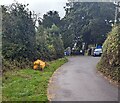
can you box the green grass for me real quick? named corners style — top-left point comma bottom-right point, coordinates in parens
top-left (2, 57), bottom-right (68, 101)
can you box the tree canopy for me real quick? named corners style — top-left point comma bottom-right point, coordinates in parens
top-left (42, 11), bottom-right (61, 28)
top-left (2, 3), bottom-right (36, 61)
top-left (61, 2), bottom-right (115, 49)
top-left (2, 3), bottom-right (64, 71)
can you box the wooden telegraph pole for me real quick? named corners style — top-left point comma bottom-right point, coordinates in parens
top-left (114, 1), bottom-right (120, 24)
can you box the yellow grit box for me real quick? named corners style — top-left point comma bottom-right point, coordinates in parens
top-left (33, 59), bottom-right (46, 70)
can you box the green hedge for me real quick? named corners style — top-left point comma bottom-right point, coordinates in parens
top-left (97, 25), bottom-right (120, 83)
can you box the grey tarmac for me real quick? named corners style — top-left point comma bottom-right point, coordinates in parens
top-left (47, 56), bottom-right (118, 101)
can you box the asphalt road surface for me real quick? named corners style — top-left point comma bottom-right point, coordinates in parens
top-left (48, 56), bottom-right (118, 101)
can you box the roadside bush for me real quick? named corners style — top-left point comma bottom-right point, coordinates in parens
top-left (2, 3), bottom-right (64, 72)
top-left (36, 24), bottom-right (64, 61)
top-left (2, 58), bottom-right (33, 72)
top-left (2, 3), bottom-right (36, 72)
top-left (97, 25), bottom-right (120, 83)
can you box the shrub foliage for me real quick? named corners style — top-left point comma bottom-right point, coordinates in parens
top-left (2, 3), bottom-right (64, 71)
top-left (97, 25), bottom-right (120, 83)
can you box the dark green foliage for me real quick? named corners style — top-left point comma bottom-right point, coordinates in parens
top-left (2, 58), bottom-right (33, 72)
top-left (36, 24), bottom-right (64, 61)
top-left (2, 3), bottom-right (64, 71)
top-left (36, 11), bottom-right (64, 61)
top-left (2, 3), bottom-right (36, 61)
top-left (42, 11), bottom-right (61, 28)
top-left (97, 25), bottom-right (120, 83)
top-left (61, 2), bottom-right (115, 48)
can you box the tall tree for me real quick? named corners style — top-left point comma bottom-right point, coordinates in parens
top-left (61, 2), bottom-right (115, 49)
top-left (42, 11), bottom-right (61, 28)
top-left (2, 3), bottom-right (36, 61)
top-left (36, 24), bottom-right (64, 60)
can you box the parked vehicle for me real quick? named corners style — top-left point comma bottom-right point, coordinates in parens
top-left (93, 48), bottom-right (102, 56)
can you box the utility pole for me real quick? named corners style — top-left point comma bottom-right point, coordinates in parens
top-left (114, 1), bottom-right (120, 24)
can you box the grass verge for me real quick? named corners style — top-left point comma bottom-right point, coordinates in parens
top-left (2, 57), bottom-right (68, 101)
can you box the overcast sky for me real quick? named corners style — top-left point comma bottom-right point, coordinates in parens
top-left (1, 0), bottom-right (68, 18)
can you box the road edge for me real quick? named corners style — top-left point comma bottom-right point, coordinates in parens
top-left (47, 58), bottom-right (68, 101)
top-left (97, 70), bottom-right (119, 87)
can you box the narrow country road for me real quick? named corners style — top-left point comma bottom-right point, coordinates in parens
top-left (48, 56), bottom-right (118, 101)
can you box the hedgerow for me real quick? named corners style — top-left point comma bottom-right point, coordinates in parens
top-left (97, 25), bottom-right (120, 83)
